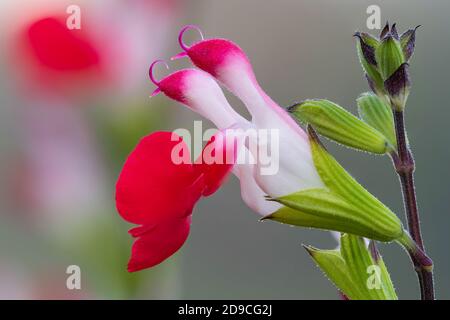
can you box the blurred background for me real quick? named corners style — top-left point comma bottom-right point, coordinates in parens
top-left (0, 0), bottom-right (448, 299)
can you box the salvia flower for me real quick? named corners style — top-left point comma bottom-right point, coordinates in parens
top-left (153, 26), bottom-right (325, 216)
top-left (116, 25), bottom-right (406, 271)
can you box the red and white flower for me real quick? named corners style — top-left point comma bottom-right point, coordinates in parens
top-left (116, 26), bottom-right (325, 271)
top-left (166, 25), bottom-right (324, 211)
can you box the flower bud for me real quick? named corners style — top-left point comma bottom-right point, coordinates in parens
top-left (289, 99), bottom-right (391, 154)
top-left (384, 63), bottom-right (411, 111)
top-left (355, 22), bottom-right (417, 108)
top-left (304, 234), bottom-right (398, 300)
top-left (357, 92), bottom-right (396, 148)
top-left (354, 32), bottom-right (385, 96)
top-left (375, 34), bottom-right (405, 81)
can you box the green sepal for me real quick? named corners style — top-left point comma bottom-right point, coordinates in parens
top-left (266, 189), bottom-right (397, 241)
top-left (289, 99), bottom-right (390, 154)
top-left (375, 35), bottom-right (405, 80)
top-left (357, 92), bottom-right (397, 148)
top-left (265, 127), bottom-right (404, 242)
top-left (307, 127), bottom-right (403, 240)
top-left (304, 246), bottom-right (362, 299)
top-left (305, 234), bottom-right (398, 300)
top-left (371, 242), bottom-right (398, 300)
top-left (400, 26), bottom-right (419, 61)
top-left (355, 33), bottom-right (385, 95)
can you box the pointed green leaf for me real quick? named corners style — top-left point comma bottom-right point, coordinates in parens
top-left (289, 99), bottom-right (390, 154)
top-left (357, 92), bottom-right (397, 148)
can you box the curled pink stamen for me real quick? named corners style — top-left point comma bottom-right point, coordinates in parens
top-left (149, 59), bottom-right (169, 86)
top-left (178, 25), bottom-right (204, 52)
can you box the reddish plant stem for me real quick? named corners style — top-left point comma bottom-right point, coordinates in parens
top-left (392, 110), bottom-right (434, 300)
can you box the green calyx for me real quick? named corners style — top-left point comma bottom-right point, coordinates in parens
top-left (376, 35), bottom-right (405, 80)
top-left (264, 126), bottom-right (403, 242)
top-left (289, 99), bottom-right (393, 154)
top-left (305, 234), bottom-right (398, 300)
top-left (354, 32), bottom-right (385, 96)
top-left (357, 93), bottom-right (397, 148)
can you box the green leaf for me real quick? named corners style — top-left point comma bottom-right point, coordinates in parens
top-left (375, 35), bottom-right (405, 80)
top-left (357, 92), bottom-right (397, 148)
top-left (289, 99), bottom-right (390, 154)
top-left (306, 234), bottom-right (398, 300)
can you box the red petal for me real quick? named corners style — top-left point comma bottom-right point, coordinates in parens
top-left (118, 131), bottom-right (237, 271)
top-left (127, 216), bottom-right (191, 272)
top-left (116, 131), bottom-right (204, 225)
top-left (197, 131), bottom-right (237, 196)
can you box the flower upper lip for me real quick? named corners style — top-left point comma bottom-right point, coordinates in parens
top-left (151, 25), bottom-right (324, 204)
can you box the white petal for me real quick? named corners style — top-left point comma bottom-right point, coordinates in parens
top-left (216, 58), bottom-right (325, 196)
top-left (184, 70), bottom-right (247, 129)
top-left (233, 148), bottom-right (281, 216)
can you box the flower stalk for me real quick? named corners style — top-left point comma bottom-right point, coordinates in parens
top-left (391, 110), bottom-right (435, 300)
top-left (397, 231), bottom-right (434, 300)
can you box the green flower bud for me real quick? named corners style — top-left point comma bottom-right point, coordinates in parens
top-left (375, 34), bottom-right (405, 80)
top-left (354, 23), bottom-right (418, 110)
top-left (304, 234), bottom-right (398, 300)
top-left (289, 99), bottom-right (391, 154)
top-left (263, 127), bottom-right (404, 242)
top-left (357, 92), bottom-right (397, 148)
top-left (354, 32), bottom-right (385, 96)
top-left (384, 63), bottom-right (411, 111)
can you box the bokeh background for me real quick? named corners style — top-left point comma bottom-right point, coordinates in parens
top-left (0, 0), bottom-right (448, 299)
